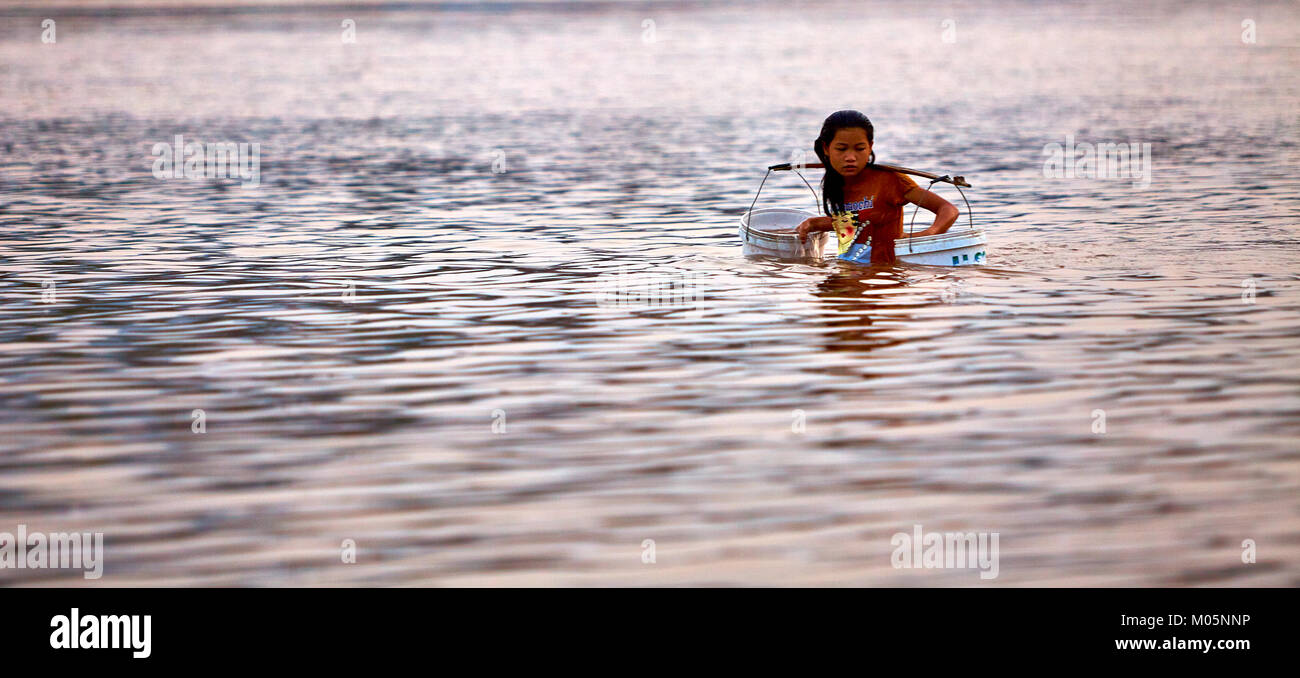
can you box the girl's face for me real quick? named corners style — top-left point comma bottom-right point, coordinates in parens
top-left (822, 128), bottom-right (872, 178)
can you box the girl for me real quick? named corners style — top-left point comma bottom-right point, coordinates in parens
top-left (796, 110), bottom-right (959, 265)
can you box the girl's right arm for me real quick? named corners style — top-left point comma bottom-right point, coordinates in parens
top-left (796, 216), bottom-right (833, 242)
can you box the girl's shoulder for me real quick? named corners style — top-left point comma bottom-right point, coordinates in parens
top-left (868, 166), bottom-right (916, 189)
top-left (892, 170), bottom-right (919, 193)
top-left (862, 167), bottom-right (919, 202)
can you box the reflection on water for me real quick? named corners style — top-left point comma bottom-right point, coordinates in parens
top-left (1, 0), bottom-right (1298, 586)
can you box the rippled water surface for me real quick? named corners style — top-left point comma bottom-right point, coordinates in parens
top-left (2, 0), bottom-right (1299, 586)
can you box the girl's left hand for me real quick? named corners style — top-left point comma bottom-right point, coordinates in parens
top-left (911, 225), bottom-right (950, 238)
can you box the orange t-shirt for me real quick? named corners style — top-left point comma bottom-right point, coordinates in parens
top-left (830, 169), bottom-right (919, 264)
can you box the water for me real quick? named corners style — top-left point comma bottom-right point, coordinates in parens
top-left (1, 0), bottom-right (1298, 586)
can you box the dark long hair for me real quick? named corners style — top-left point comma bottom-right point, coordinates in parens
top-left (814, 110), bottom-right (875, 217)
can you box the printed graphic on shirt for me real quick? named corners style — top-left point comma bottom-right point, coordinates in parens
top-left (840, 240), bottom-right (873, 263)
top-left (832, 193), bottom-right (876, 255)
top-left (844, 195), bottom-right (874, 211)
top-left (831, 211), bottom-right (861, 255)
